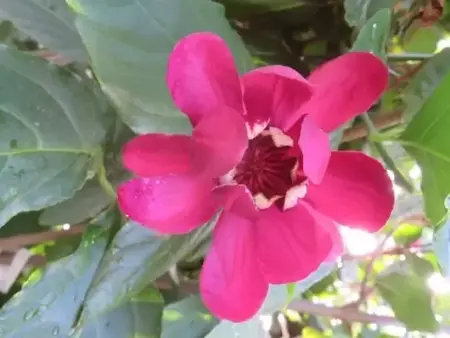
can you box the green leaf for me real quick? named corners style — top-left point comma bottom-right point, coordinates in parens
top-left (375, 261), bottom-right (438, 332)
top-left (344, 0), bottom-right (395, 27)
top-left (77, 286), bottom-right (164, 338)
top-left (399, 71), bottom-right (450, 224)
top-left (70, 0), bottom-right (253, 135)
top-left (162, 295), bottom-right (218, 338)
top-left (0, 212), bottom-right (115, 338)
top-left (80, 220), bottom-right (215, 322)
top-left (205, 263), bottom-right (335, 338)
top-left (351, 8), bottom-right (391, 60)
top-left (393, 223), bottom-right (423, 246)
top-left (403, 49), bottom-right (450, 122)
top-left (0, 1), bottom-right (87, 62)
top-left (0, 46), bottom-right (110, 228)
top-left (433, 217), bottom-right (450, 276)
top-left (403, 26), bottom-right (441, 54)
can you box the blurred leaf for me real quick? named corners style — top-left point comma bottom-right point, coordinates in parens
top-left (80, 220), bottom-right (215, 322)
top-left (0, 212), bottom-right (115, 338)
top-left (302, 326), bottom-right (325, 338)
top-left (405, 253), bottom-right (435, 276)
top-left (77, 286), bottom-right (164, 338)
top-left (403, 48), bottom-right (450, 122)
top-left (70, 0), bottom-right (253, 135)
top-left (351, 8), bottom-right (392, 60)
top-left (0, 46), bottom-right (111, 229)
top-left (403, 25), bottom-right (441, 53)
top-left (205, 263), bottom-right (335, 338)
top-left (344, 0), bottom-right (395, 27)
top-left (400, 71), bottom-right (450, 224)
top-left (433, 216), bottom-right (450, 276)
top-left (0, 1), bottom-right (86, 62)
top-left (162, 295), bottom-right (218, 338)
top-left (393, 223), bottom-right (423, 246)
top-left (375, 261), bottom-right (438, 332)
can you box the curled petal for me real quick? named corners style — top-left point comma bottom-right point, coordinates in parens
top-left (118, 176), bottom-right (217, 234)
top-left (305, 151), bottom-right (394, 232)
top-left (254, 203), bottom-right (333, 284)
top-left (122, 134), bottom-right (194, 176)
top-left (242, 65), bottom-right (313, 135)
top-left (299, 115), bottom-right (331, 184)
top-left (193, 106), bottom-right (248, 177)
top-left (287, 52), bottom-right (388, 132)
top-left (213, 184), bottom-right (258, 221)
top-left (200, 211), bottom-right (268, 322)
top-left (167, 32), bottom-right (244, 125)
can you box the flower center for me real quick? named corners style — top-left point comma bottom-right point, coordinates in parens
top-left (231, 127), bottom-right (307, 210)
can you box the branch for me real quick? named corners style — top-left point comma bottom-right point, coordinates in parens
top-left (288, 299), bottom-right (450, 333)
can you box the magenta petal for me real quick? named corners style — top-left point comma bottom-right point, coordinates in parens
top-left (254, 203), bottom-right (333, 284)
top-left (167, 32), bottom-right (244, 125)
top-left (200, 211), bottom-right (268, 322)
top-left (290, 52), bottom-right (388, 132)
top-left (193, 106), bottom-right (248, 177)
top-left (299, 115), bottom-right (331, 184)
top-left (305, 151), bottom-right (394, 232)
top-left (242, 65), bottom-right (313, 134)
top-left (122, 134), bottom-right (194, 176)
top-left (212, 184), bottom-right (258, 221)
top-left (117, 176), bottom-right (217, 234)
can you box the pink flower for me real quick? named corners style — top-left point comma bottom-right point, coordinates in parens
top-left (118, 32), bottom-right (394, 322)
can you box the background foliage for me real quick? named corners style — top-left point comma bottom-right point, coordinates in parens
top-left (0, 0), bottom-right (449, 337)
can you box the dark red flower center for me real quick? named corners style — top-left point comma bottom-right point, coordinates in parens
top-left (232, 127), bottom-right (307, 210)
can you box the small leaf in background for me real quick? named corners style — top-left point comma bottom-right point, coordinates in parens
top-left (400, 71), bottom-right (450, 225)
top-left (375, 260), bottom-right (439, 332)
top-left (433, 214), bottom-right (450, 276)
top-left (286, 283), bottom-right (296, 305)
top-left (80, 220), bottom-right (215, 322)
top-left (0, 212), bottom-right (115, 338)
top-left (69, 0), bottom-right (253, 135)
top-left (0, 46), bottom-right (111, 229)
top-left (205, 263), bottom-right (335, 338)
top-left (393, 223), bottom-right (423, 246)
top-left (162, 295), bottom-right (219, 338)
top-left (77, 286), bottom-right (164, 338)
top-left (403, 48), bottom-right (450, 122)
top-left (344, 0), bottom-right (395, 27)
top-left (351, 8), bottom-right (392, 60)
top-left (403, 24), bottom-right (441, 53)
top-left (0, 0), bottom-right (87, 62)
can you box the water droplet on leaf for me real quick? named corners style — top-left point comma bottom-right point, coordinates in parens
top-left (23, 308), bottom-right (39, 320)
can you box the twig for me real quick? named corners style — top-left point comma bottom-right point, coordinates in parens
top-left (0, 224), bottom-right (86, 251)
top-left (341, 111), bottom-right (403, 143)
top-left (288, 299), bottom-right (450, 333)
top-left (387, 53), bottom-right (434, 62)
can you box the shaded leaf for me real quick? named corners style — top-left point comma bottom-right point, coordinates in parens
top-left (0, 1), bottom-right (87, 62)
top-left (375, 261), bottom-right (438, 332)
top-left (0, 212), bottom-right (115, 338)
top-left (162, 295), bottom-right (218, 338)
top-left (80, 220), bottom-right (215, 322)
top-left (70, 0), bottom-right (253, 135)
top-left (0, 46), bottom-right (110, 229)
top-left (77, 286), bottom-right (164, 338)
top-left (0, 211), bottom-right (44, 239)
top-left (399, 71), bottom-right (450, 224)
top-left (351, 8), bottom-right (391, 60)
top-left (205, 263), bottom-right (335, 338)
top-left (403, 48), bottom-right (450, 122)
top-left (344, 0), bottom-right (395, 27)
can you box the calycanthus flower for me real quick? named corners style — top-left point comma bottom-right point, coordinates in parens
top-left (118, 32), bottom-right (394, 322)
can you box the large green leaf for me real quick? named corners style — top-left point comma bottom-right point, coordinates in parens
top-left (80, 220), bottom-right (215, 322)
top-left (0, 46), bottom-right (110, 228)
top-left (0, 1), bottom-right (87, 62)
top-left (162, 295), bottom-right (218, 338)
top-left (344, 0), bottom-right (395, 27)
top-left (351, 8), bottom-right (391, 60)
top-left (76, 286), bottom-right (164, 338)
top-left (69, 0), bottom-right (253, 135)
top-left (205, 263), bottom-right (335, 337)
top-left (399, 71), bottom-right (450, 224)
top-left (0, 213), bottom-right (114, 338)
top-left (403, 49), bottom-right (450, 122)
top-left (375, 260), bottom-right (438, 332)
